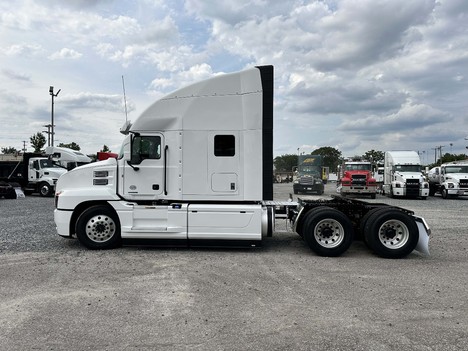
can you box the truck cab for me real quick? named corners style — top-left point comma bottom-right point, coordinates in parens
top-left (338, 160), bottom-right (377, 199)
top-left (54, 66), bottom-right (274, 248)
top-left (383, 151), bottom-right (429, 199)
top-left (429, 162), bottom-right (468, 198)
top-left (293, 155), bottom-right (324, 195)
top-left (26, 157), bottom-right (67, 196)
top-left (45, 146), bottom-right (92, 170)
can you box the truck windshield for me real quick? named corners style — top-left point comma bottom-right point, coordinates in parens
top-left (445, 166), bottom-right (468, 174)
top-left (345, 164), bottom-right (371, 171)
top-left (40, 159), bottom-right (62, 169)
top-left (394, 165), bottom-right (421, 172)
top-left (298, 166), bottom-right (320, 176)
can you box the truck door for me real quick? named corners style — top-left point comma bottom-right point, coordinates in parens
top-left (122, 134), bottom-right (165, 199)
top-left (208, 132), bottom-right (239, 194)
top-left (29, 160), bottom-right (40, 181)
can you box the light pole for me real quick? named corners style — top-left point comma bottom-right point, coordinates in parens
top-left (49, 86), bottom-right (61, 147)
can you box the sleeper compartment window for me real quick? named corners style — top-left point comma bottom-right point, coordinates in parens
top-left (214, 135), bottom-right (235, 157)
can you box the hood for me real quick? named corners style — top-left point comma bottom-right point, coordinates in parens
top-left (394, 171), bottom-right (424, 180)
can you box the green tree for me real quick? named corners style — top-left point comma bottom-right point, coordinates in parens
top-left (311, 146), bottom-right (342, 171)
top-left (100, 145), bottom-right (111, 152)
top-left (58, 142), bottom-right (81, 151)
top-left (1, 146), bottom-right (19, 154)
top-left (363, 149), bottom-right (385, 164)
top-left (30, 132), bottom-right (46, 153)
top-left (274, 154), bottom-right (298, 172)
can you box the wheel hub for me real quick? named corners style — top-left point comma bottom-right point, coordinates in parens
top-left (315, 219), bottom-right (344, 248)
top-left (378, 219), bottom-right (409, 249)
top-left (85, 215), bottom-right (115, 242)
top-left (383, 227), bottom-right (397, 239)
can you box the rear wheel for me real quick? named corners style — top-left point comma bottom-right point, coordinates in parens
top-left (364, 209), bottom-right (418, 258)
top-left (76, 205), bottom-right (121, 249)
top-left (302, 207), bottom-right (354, 257)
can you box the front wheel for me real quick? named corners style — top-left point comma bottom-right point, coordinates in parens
top-left (76, 205), bottom-right (122, 250)
top-left (39, 182), bottom-right (52, 197)
top-left (364, 209), bottom-right (418, 259)
top-left (441, 188), bottom-right (449, 199)
top-left (302, 207), bottom-right (354, 257)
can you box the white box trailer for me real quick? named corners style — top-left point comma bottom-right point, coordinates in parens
top-left (54, 66), bottom-right (430, 258)
top-left (383, 151), bottom-right (429, 199)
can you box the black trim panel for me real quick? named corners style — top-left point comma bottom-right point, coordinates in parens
top-left (256, 65), bottom-right (274, 201)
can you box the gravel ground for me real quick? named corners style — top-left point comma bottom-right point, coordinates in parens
top-left (1, 183), bottom-right (467, 350)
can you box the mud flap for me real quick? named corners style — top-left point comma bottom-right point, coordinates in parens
top-left (413, 215), bottom-right (430, 255)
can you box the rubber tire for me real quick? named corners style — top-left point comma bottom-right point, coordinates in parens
top-left (76, 205), bottom-right (122, 250)
top-left (39, 183), bottom-right (52, 197)
top-left (302, 207), bottom-right (354, 257)
top-left (441, 188), bottom-right (449, 199)
top-left (364, 209), bottom-right (419, 259)
top-left (359, 207), bottom-right (391, 239)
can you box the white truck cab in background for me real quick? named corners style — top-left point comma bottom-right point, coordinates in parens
top-left (45, 146), bottom-right (91, 170)
top-left (428, 161), bottom-right (468, 198)
top-left (382, 151), bottom-right (429, 199)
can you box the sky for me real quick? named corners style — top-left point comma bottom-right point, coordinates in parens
top-left (1, 0), bottom-right (468, 164)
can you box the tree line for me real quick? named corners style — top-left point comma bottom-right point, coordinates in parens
top-left (1, 132), bottom-right (111, 155)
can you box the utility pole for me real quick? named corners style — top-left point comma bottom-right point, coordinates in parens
top-left (22, 140), bottom-right (27, 153)
top-left (49, 86), bottom-right (61, 147)
top-left (43, 124), bottom-right (52, 147)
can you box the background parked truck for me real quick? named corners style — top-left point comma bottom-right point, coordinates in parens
top-left (338, 159), bottom-right (377, 199)
top-left (427, 161), bottom-right (468, 199)
top-left (382, 151), bottom-right (429, 199)
top-left (54, 65), bottom-right (430, 259)
top-left (0, 153), bottom-right (67, 197)
top-left (293, 155), bottom-right (324, 195)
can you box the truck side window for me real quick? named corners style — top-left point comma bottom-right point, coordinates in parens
top-left (214, 135), bottom-right (235, 157)
top-left (131, 136), bottom-right (161, 164)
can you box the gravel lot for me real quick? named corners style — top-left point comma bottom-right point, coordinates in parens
top-left (1, 183), bottom-right (468, 350)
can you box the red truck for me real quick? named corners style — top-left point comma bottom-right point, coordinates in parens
top-left (338, 159), bottom-right (377, 199)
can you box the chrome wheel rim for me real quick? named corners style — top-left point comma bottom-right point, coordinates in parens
top-left (378, 219), bottom-right (409, 249)
top-left (85, 214), bottom-right (116, 243)
top-left (314, 219), bottom-right (345, 248)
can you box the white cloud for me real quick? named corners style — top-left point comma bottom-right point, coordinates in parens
top-left (49, 48), bottom-right (83, 60)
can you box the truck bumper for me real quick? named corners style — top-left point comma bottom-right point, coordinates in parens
top-left (340, 186), bottom-right (377, 195)
top-left (293, 184), bottom-right (323, 193)
top-left (54, 209), bottom-right (73, 237)
top-left (392, 187), bottom-right (429, 197)
top-left (449, 189), bottom-right (468, 196)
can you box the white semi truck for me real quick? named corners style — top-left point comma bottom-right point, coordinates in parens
top-left (382, 151), bottom-right (429, 199)
top-left (54, 66), bottom-right (430, 258)
top-left (45, 146), bottom-right (92, 170)
top-left (427, 161), bottom-right (468, 199)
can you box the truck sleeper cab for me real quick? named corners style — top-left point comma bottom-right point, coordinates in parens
top-left (54, 66), bottom-right (430, 258)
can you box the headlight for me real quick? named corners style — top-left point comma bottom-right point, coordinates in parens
top-left (448, 183), bottom-right (455, 189)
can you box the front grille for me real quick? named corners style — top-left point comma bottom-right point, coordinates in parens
top-left (351, 174), bottom-right (366, 185)
top-left (406, 179), bottom-right (420, 196)
top-left (406, 179), bottom-right (420, 188)
top-left (460, 179), bottom-right (468, 189)
top-left (299, 176), bottom-right (314, 185)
